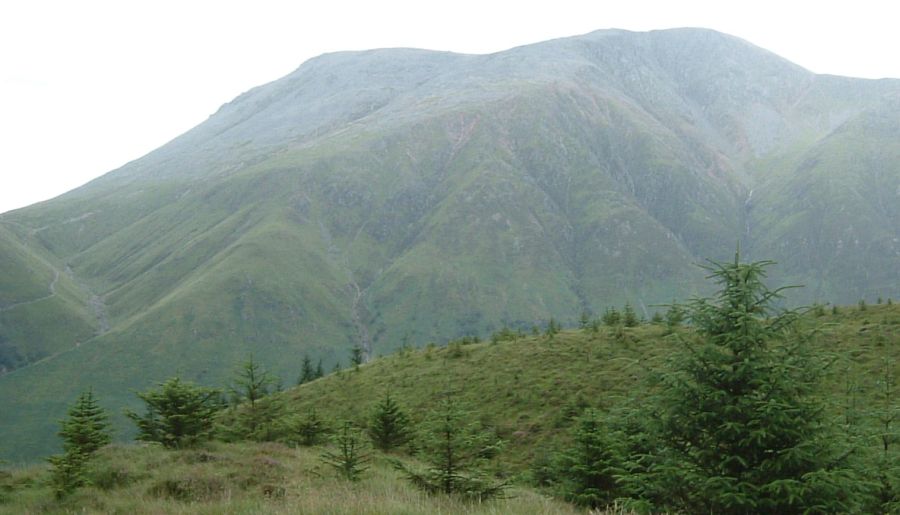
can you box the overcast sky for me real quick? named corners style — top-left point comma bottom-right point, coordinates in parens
top-left (2, 0), bottom-right (898, 214)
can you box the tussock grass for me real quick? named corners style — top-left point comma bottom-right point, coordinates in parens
top-left (0, 441), bottom-right (579, 514)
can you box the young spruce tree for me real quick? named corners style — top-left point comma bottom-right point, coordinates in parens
top-left (225, 356), bottom-right (282, 441)
top-left (601, 307), bottom-right (621, 327)
top-left (321, 421), bottom-right (369, 481)
top-left (350, 344), bottom-right (365, 368)
top-left (126, 377), bottom-right (222, 448)
top-left (368, 392), bottom-right (412, 451)
top-left (621, 253), bottom-right (868, 513)
top-left (298, 354), bottom-right (315, 385)
top-left (622, 303), bottom-right (639, 327)
top-left (551, 409), bottom-right (622, 509)
top-left (288, 408), bottom-right (328, 446)
top-left (58, 388), bottom-right (111, 456)
top-left (47, 389), bottom-right (111, 499)
top-left (314, 359), bottom-right (324, 380)
top-left (231, 354), bottom-right (273, 406)
top-left (393, 390), bottom-right (505, 500)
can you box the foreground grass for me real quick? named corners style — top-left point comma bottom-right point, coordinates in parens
top-left (0, 441), bottom-right (581, 514)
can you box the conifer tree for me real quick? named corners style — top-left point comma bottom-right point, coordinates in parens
top-left (368, 392), bottom-right (412, 451)
top-left (232, 355), bottom-right (273, 406)
top-left (47, 451), bottom-right (88, 499)
top-left (393, 390), bottom-right (505, 500)
top-left (226, 356), bottom-right (281, 440)
top-left (664, 303), bottom-right (685, 328)
top-left (620, 254), bottom-right (868, 513)
top-left (321, 421), bottom-right (369, 481)
top-left (544, 317), bottom-right (560, 337)
top-left (126, 377), bottom-right (222, 448)
top-left (622, 303), bottom-right (639, 327)
top-left (298, 354), bottom-right (315, 384)
top-left (350, 344), bottom-right (365, 368)
top-left (290, 408), bottom-right (328, 446)
top-left (552, 409), bottom-right (622, 508)
top-left (46, 389), bottom-right (111, 499)
top-left (58, 388), bottom-right (111, 456)
top-left (314, 359), bottom-right (324, 380)
top-left (601, 307), bottom-right (620, 326)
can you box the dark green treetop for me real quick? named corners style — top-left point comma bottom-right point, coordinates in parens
top-left (58, 388), bottom-right (111, 456)
top-left (46, 388), bottom-right (111, 499)
top-left (551, 409), bottom-right (622, 508)
top-left (350, 345), bottom-right (365, 367)
top-left (219, 356), bottom-right (283, 442)
top-left (314, 359), bottom-right (324, 380)
top-left (126, 377), bottom-right (222, 449)
top-left (368, 392), bottom-right (412, 451)
top-left (601, 307), bottom-right (620, 326)
top-left (288, 408), bottom-right (328, 447)
top-left (298, 354), bottom-right (315, 385)
top-left (231, 354), bottom-right (274, 406)
top-left (393, 390), bottom-right (505, 500)
top-left (620, 254), bottom-right (869, 513)
top-left (622, 303), bottom-right (639, 327)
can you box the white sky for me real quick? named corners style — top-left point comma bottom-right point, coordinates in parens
top-left (1, 0), bottom-right (898, 214)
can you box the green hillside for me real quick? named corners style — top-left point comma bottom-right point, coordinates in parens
top-left (0, 226), bottom-right (96, 373)
top-left (270, 303), bottom-right (900, 472)
top-left (1, 28), bottom-right (899, 462)
top-left (749, 101), bottom-right (900, 301)
top-left (0, 443), bottom-right (578, 514)
top-left (1, 302), bottom-right (897, 512)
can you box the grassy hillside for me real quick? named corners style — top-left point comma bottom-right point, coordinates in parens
top-left (274, 302), bottom-right (900, 474)
top-left (748, 101), bottom-right (900, 302)
top-left (0, 225), bottom-right (96, 373)
top-left (2, 302), bottom-right (895, 513)
top-left (0, 442), bottom-right (579, 514)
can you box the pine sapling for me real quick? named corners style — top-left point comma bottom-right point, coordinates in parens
top-left (321, 421), bottom-right (369, 481)
top-left (368, 392), bottom-right (413, 451)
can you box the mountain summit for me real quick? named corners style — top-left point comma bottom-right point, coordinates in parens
top-left (1, 28), bottom-right (899, 461)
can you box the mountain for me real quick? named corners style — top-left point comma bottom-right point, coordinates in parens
top-left (1, 28), bottom-right (899, 462)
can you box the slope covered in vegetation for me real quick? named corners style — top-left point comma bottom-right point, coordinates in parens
top-left (2, 299), bottom-right (897, 512)
top-left (3, 28), bottom-right (900, 463)
top-left (0, 442), bottom-right (577, 514)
